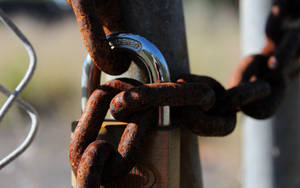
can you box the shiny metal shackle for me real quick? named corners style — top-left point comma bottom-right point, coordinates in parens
top-left (81, 33), bottom-right (171, 127)
top-left (81, 55), bottom-right (101, 112)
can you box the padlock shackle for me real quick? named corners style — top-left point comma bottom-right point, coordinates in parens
top-left (108, 33), bottom-right (170, 83)
top-left (81, 56), bottom-right (101, 112)
top-left (82, 33), bottom-right (171, 126)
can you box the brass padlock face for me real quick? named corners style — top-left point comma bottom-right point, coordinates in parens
top-left (71, 119), bottom-right (158, 188)
top-left (74, 34), bottom-right (178, 187)
top-left (98, 120), bottom-right (127, 146)
top-left (71, 120), bottom-right (171, 188)
top-left (71, 119), bottom-right (127, 147)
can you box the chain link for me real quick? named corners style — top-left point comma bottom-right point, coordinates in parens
top-left (229, 1), bottom-right (300, 118)
top-left (67, 0), bottom-right (131, 75)
top-left (68, 0), bottom-right (300, 187)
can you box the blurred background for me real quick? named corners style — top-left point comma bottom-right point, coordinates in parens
top-left (0, 0), bottom-right (241, 187)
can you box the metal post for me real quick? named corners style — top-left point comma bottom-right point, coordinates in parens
top-left (272, 80), bottom-right (300, 188)
top-left (102, 0), bottom-right (202, 187)
top-left (240, 0), bottom-right (273, 188)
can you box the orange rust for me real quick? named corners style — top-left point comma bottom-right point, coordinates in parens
top-left (68, 0), bottom-right (300, 187)
top-left (229, 54), bottom-right (286, 119)
top-left (261, 36), bottom-right (276, 56)
top-left (66, 0), bottom-right (72, 6)
top-left (101, 130), bottom-right (173, 188)
top-left (229, 55), bottom-right (255, 88)
top-left (272, 5), bottom-right (280, 16)
top-left (103, 26), bottom-right (113, 35)
top-left (267, 56), bottom-right (277, 69)
top-left (70, 79), bottom-right (142, 175)
top-left (110, 82), bottom-right (215, 121)
top-left (69, 0), bottom-right (131, 75)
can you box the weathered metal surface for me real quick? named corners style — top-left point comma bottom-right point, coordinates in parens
top-left (70, 78), bottom-right (142, 175)
top-left (68, 0), bottom-right (300, 187)
top-left (69, 0), bottom-right (191, 187)
top-left (76, 140), bottom-right (114, 188)
top-left (174, 75), bottom-right (271, 136)
top-left (110, 82), bottom-right (215, 121)
top-left (87, 63), bottom-right (101, 98)
top-left (101, 1), bottom-right (191, 186)
top-left (98, 125), bottom-right (180, 188)
top-left (101, 110), bottom-right (156, 184)
top-left (99, 33), bottom-right (172, 127)
top-left (116, 0), bottom-right (190, 79)
top-left (75, 109), bottom-right (155, 188)
top-left (70, 75), bottom-right (276, 187)
top-left (229, 1), bottom-right (300, 118)
top-left (272, 78), bottom-right (300, 188)
top-left (68, 0), bottom-right (131, 75)
top-left (71, 73), bottom-right (287, 186)
top-left (230, 54), bottom-right (286, 119)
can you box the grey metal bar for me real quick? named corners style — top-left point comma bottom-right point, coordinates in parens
top-left (272, 79), bottom-right (300, 188)
top-left (240, 1), bottom-right (273, 188)
top-left (81, 55), bottom-right (94, 111)
top-left (103, 1), bottom-right (200, 187)
top-left (79, 1), bottom-right (199, 187)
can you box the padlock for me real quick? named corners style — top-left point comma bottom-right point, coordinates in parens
top-left (72, 33), bottom-right (179, 188)
top-left (81, 33), bottom-right (171, 127)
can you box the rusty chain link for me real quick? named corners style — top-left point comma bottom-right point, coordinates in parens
top-left (68, 0), bottom-right (300, 187)
top-left (67, 0), bottom-right (131, 75)
top-left (71, 76), bottom-right (271, 187)
top-left (229, 0), bottom-right (300, 118)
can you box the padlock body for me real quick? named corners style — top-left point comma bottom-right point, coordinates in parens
top-left (71, 120), bottom-right (180, 188)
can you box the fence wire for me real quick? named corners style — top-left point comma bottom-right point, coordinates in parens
top-left (0, 9), bottom-right (39, 169)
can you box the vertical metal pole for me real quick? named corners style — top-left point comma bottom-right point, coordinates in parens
top-left (103, 0), bottom-right (202, 187)
top-left (71, 0), bottom-right (203, 187)
top-left (240, 1), bottom-right (273, 188)
top-left (272, 80), bottom-right (300, 188)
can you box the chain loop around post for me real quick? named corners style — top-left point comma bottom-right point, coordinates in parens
top-left (69, 0), bottom-right (300, 187)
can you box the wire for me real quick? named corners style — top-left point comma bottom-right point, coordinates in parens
top-left (0, 9), bottom-right (39, 169)
top-left (0, 8), bottom-right (37, 122)
top-left (0, 85), bottom-right (39, 169)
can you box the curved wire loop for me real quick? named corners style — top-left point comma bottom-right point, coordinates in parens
top-left (0, 9), bottom-right (39, 169)
top-left (0, 85), bottom-right (39, 169)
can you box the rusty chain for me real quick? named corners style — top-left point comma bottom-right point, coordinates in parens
top-left (67, 0), bottom-right (131, 75)
top-left (229, 0), bottom-right (300, 118)
top-left (67, 0), bottom-right (300, 187)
